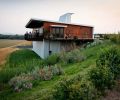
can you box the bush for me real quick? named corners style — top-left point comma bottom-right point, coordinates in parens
top-left (96, 47), bottom-right (120, 78)
top-left (109, 34), bottom-right (120, 44)
top-left (39, 66), bottom-right (53, 81)
top-left (67, 49), bottom-right (86, 63)
top-left (89, 67), bottom-right (114, 92)
top-left (53, 77), bottom-right (75, 100)
top-left (69, 80), bottom-right (97, 100)
top-left (51, 64), bottom-right (64, 75)
top-left (31, 66), bottom-right (53, 81)
top-left (89, 47), bottom-right (120, 93)
top-left (53, 75), bottom-right (97, 100)
top-left (9, 65), bottom-right (64, 92)
top-left (9, 73), bottom-right (33, 92)
top-left (59, 49), bottom-right (86, 64)
top-left (45, 54), bottom-right (59, 65)
top-left (53, 75), bottom-right (81, 100)
top-left (31, 65), bottom-right (64, 81)
top-left (86, 40), bottom-right (103, 48)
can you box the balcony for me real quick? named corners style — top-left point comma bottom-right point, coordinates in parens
top-left (24, 32), bottom-right (44, 41)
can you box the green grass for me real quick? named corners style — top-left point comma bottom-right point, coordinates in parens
top-left (0, 49), bottom-right (42, 84)
top-left (0, 40), bottom-right (119, 100)
top-left (7, 49), bottom-right (41, 68)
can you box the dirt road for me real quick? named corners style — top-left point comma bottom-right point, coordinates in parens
top-left (0, 41), bottom-right (32, 68)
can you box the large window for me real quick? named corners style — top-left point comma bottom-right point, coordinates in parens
top-left (51, 27), bottom-right (64, 38)
top-left (83, 32), bottom-right (89, 38)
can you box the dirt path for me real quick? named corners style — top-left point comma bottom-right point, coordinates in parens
top-left (0, 47), bottom-right (18, 66)
top-left (0, 41), bottom-right (31, 68)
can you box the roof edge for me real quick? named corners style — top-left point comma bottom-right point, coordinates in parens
top-left (25, 18), bottom-right (94, 28)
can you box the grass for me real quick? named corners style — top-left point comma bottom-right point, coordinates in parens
top-left (0, 49), bottom-right (42, 84)
top-left (0, 40), bottom-right (119, 100)
top-left (0, 39), bottom-right (32, 66)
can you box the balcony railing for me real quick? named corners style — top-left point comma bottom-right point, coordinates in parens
top-left (24, 32), bottom-right (43, 41)
top-left (25, 31), bottom-right (93, 42)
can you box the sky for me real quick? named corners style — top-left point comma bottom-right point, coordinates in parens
top-left (0, 0), bottom-right (120, 34)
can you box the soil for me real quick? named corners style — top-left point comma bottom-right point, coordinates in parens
top-left (102, 90), bottom-right (120, 100)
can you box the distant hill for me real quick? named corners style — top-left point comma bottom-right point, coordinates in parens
top-left (0, 34), bottom-right (24, 40)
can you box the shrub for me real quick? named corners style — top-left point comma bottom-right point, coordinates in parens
top-left (96, 47), bottom-right (120, 78)
top-left (38, 67), bottom-right (53, 81)
top-left (31, 67), bottom-right (41, 80)
top-left (59, 49), bottom-right (86, 64)
top-left (8, 65), bottom-right (57, 92)
top-left (9, 73), bottom-right (33, 92)
top-left (31, 65), bottom-right (64, 81)
top-left (89, 47), bottom-right (120, 93)
top-left (53, 75), bottom-right (98, 100)
top-left (86, 39), bottom-right (103, 48)
top-left (9, 64), bottom-right (64, 92)
top-left (45, 54), bottom-right (59, 65)
top-left (31, 66), bottom-right (53, 81)
top-left (69, 80), bottom-right (97, 100)
top-left (109, 34), bottom-right (120, 44)
top-left (53, 77), bottom-right (75, 100)
top-left (89, 67), bottom-right (114, 92)
top-left (67, 49), bottom-right (86, 63)
top-left (52, 64), bottom-right (64, 75)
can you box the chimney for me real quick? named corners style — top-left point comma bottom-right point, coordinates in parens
top-left (59, 13), bottom-right (74, 23)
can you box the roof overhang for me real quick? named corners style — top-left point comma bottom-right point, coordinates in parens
top-left (26, 19), bottom-right (44, 28)
top-left (26, 18), bottom-right (94, 28)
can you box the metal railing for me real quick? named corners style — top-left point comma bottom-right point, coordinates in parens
top-left (24, 32), bottom-right (43, 40)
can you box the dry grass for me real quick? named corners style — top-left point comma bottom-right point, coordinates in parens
top-left (0, 39), bottom-right (32, 48)
top-left (0, 39), bottom-right (32, 68)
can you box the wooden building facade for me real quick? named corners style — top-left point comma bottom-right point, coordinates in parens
top-left (25, 19), bottom-right (93, 58)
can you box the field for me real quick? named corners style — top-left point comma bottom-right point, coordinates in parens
top-left (0, 39), bottom-right (32, 67)
top-left (0, 39), bottom-right (31, 48)
top-left (0, 39), bottom-right (120, 100)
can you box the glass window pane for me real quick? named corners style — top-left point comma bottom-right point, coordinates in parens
top-left (56, 28), bottom-right (59, 34)
top-left (60, 28), bottom-right (64, 34)
top-left (52, 28), bottom-right (55, 34)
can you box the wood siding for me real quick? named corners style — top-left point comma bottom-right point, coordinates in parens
top-left (43, 22), bottom-right (93, 39)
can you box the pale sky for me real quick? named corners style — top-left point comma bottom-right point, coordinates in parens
top-left (0, 0), bottom-right (120, 34)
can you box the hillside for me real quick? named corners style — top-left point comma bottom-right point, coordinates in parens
top-left (0, 40), bottom-right (120, 100)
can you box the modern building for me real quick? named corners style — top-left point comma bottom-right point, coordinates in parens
top-left (25, 14), bottom-right (93, 58)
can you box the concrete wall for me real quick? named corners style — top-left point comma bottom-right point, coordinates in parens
top-left (44, 40), bottom-right (60, 58)
top-left (32, 40), bottom-right (61, 59)
top-left (32, 41), bottom-right (44, 58)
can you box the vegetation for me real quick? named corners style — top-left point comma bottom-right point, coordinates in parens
top-left (53, 75), bottom-right (97, 100)
top-left (8, 65), bottom-right (64, 92)
top-left (103, 33), bottom-right (120, 44)
top-left (0, 34), bottom-right (24, 40)
top-left (89, 47), bottom-right (120, 93)
top-left (0, 39), bottom-right (120, 100)
top-left (0, 49), bottom-right (41, 83)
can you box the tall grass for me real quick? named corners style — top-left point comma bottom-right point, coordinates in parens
top-left (0, 49), bottom-right (42, 84)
